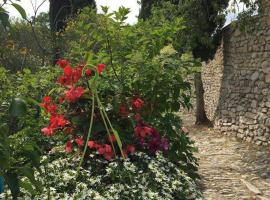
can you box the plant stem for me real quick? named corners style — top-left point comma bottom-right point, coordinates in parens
top-left (76, 89), bottom-right (95, 178)
top-left (95, 94), bottom-right (117, 156)
top-left (96, 94), bottom-right (125, 158)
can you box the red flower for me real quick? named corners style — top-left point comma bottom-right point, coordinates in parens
top-left (119, 104), bottom-right (129, 118)
top-left (107, 134), bottom-right (116, 142)
top-left (41, 126), bottom-right (54, 136)
top-left (43, 96), bottom-right (51, 104)
top-left (65, 87), bottom-right (84, 103)
top-left (65, 141), bottom-right (73, 153)
top-left (134, 113), bottom-right (142, 121)
top-left (132, 98), bottom-right (144, 110)
top-left (97, 147), bottom-right (105, 155)
top-left (88, 140), bottom-right (96, 149)
top-left (64, 65), bottom-right (73, 76)
top-left (40, 96), bottom-right (58, 115)
top-left (75, 137), bottom-right (84, 147)
top-left (127, 145), bottom-right (135, 153)
top-left (57, 59), bottom-right (69, 68)
top-left (97, 63), bottom-right (106, 74)
top-left (64, 127), bottom-right (73, 134)
top-left (58, 97), bottom-right (65, 104)
top-left (57, 66), bottom-right (82, 86)
top-left (134, 126), bottom-right (153, 138)
top-left (85, 69), bottom-right (92, 76)
top-left (97, 144), bottom-right (114, 160)
top-left (72, 66), bottom-right (82, 83)
top-left (50, 114), bottom-right (68, 128)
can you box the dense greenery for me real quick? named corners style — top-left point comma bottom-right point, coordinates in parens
top-left (0, 6), bottom-right (201, 199)
top-left (0, 1), bottom-right (259, 199)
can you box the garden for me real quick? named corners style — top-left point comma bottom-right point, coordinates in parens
top-left (0, 0), bottom-right (258, 199)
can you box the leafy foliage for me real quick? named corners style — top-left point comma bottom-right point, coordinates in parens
top-left (1, 153), bottom-right (202, 199)
top-left (61, 7), bottom-right (200, 178)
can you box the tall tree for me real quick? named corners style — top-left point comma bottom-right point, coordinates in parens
top-left (49, 0), bottom-right (96, 63)
top-left (139, 0), bottom-right (228, 125)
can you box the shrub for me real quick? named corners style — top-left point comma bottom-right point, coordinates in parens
top-left (0, 152), bottom-right (202, 200)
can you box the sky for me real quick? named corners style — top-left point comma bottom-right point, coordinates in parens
top-left (5, 0), bottom-right (140, 24)
top-left (5, 0), bottom-right (243, 25)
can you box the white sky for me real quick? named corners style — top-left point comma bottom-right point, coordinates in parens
top-left (5, 0), bottom-right (140, 24)
top-left (5, 0), bottom-right (242, 25)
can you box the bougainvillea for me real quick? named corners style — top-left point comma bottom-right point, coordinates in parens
top-left (40, 59), bottom-right (169, 165)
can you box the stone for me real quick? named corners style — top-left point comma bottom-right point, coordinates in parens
top-left (262, 60), bottom-right (270, 73)
top-left (265, 118), bottom-right (270, 127)
top-left (251, 71), bottom-right (260, 81)
top-left (240, 179), bottom-right (262, 195)
top-left (265, 72), bottom-right (270, 83)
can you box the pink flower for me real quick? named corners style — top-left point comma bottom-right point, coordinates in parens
top-left (65, 87), bottom-right (84, 103)
top-left (134, 126), bottom-right (153, 138)
top-left (65, 141), bottom-right (73, 153)
top-left (88, 141), bottom-right (96, 149)
top-left (41, 126), bottom-right (54, 136)
top-left (127, 145), bottom-right (135, 153)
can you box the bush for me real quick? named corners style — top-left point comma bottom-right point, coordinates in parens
top-left (1, 152), bottom-right (202, 200)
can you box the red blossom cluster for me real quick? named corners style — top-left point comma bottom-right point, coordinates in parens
top-left (87, 140), bottom-right (135, 160)
top-left (41, 58), bottom-right (169, 161)
top-left (134, 122), bottom-right (169, 153)
top-left (40, 96), bottom-right (68, 136)
top-left (65, 86), bottom-right (84, 103)
top-left (132, 98), bottom-right (144, 110)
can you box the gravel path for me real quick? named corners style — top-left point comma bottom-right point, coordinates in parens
top-left (181, 113), bottom-right (270, 200)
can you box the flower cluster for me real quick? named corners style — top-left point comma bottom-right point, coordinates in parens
top-left (1, 153), bottom-right (202, 199)
top-left (134, 123), bottom-right (169, 153)
top-left (41, 58), bottom-right (169, 161)
top-left (40, 96), bottom-right (68, 136)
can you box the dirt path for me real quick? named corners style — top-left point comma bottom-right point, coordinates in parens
top-left (181, 113), bottom-right (270, 200)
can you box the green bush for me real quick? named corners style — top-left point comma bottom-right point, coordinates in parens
top-left (0, 152), bottom-right (202, 200)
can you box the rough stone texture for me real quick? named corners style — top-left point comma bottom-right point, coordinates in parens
top-left (202, 0), bottom-right (270, 146)
top-left (181, 112), bottom-right (270, 200)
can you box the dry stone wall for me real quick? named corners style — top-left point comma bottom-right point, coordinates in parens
top-left (202, 0), bottom-right (270, 146)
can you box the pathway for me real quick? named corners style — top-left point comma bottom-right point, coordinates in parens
top-left (181, 112), bottom-right (270, 200)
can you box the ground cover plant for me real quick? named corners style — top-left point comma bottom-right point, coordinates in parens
top-left (0, 6), bottom-right (202, 200)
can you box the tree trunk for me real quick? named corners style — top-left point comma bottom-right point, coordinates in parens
top-left (194, 72), bottom-right (211, 125)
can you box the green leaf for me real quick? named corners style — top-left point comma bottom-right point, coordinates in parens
top-left (19, 180), bottom-right (37, 196)
top-left (0, 8), bottom-right (10, 28)
top-left (4, 172), bottom-right (20, 199)
top-left (18, 167), bottom-right (42, 192)
top-left (112, 129), bottom-right (122, 149)
top-left (11, 3), bottom-right (27, 20)
top-left (22, 141), bottom-right (41, 168)
top-left (9, 98), bottom-right (27, 117)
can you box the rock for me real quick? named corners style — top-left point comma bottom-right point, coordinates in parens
top-left (265, 72), bottom-right (270, 83)
top-left (251, 71), bottom-right (260, 81)
top-left (240, 179), bottom-right (262, 195)
top-left (256, 196), bottom-right (270, 200)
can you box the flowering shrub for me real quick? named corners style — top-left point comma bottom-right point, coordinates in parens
top-left (40, 59), bottom-right (170, 164)
top-left (0, 152), bottom-right (202, 200)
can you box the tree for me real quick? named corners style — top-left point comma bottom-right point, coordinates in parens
top-left (49, 0), bottom-right (96, 63)
top-left (139, 0), bottom-right (256, 125)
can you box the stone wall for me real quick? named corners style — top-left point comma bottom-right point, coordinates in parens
top-left (202, 0), bottom-right (270, 146)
